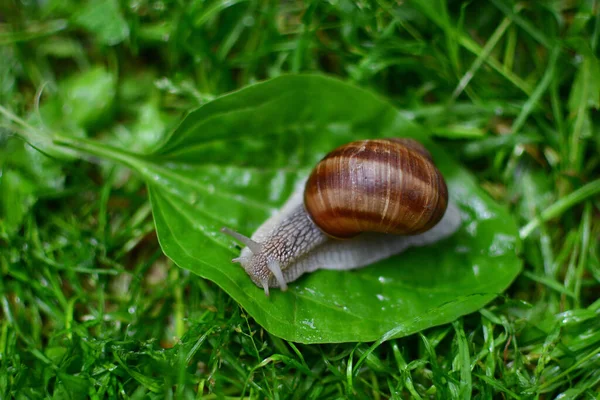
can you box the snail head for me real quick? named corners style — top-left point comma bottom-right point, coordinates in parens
top-left (221, 227), bottom-right (288, 296)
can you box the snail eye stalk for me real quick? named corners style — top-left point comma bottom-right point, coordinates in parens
top-left (221, 227), bottom-right (262, 254)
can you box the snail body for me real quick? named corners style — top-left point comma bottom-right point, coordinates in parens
top-left (222, 138), bottom-right (461, 296)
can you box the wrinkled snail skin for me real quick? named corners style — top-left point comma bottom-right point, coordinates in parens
top-left (221, 138), bottom-right (462, 296)
top-left (222, 202), bottom-right (329, 295)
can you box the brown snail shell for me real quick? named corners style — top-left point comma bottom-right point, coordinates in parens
top-left (304, 138), bottom-right (448, 238)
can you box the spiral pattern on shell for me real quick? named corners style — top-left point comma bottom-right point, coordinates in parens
top-left (303, 138), bottom-right (449, 239)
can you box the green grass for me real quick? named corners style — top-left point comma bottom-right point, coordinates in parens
top-left (1, 0), bottom-right (599, 398)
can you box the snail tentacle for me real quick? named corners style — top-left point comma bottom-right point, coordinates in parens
top-left (221, 227), bottom-right (262, 254)
top-left (267, 260), bottom-right (287, 291)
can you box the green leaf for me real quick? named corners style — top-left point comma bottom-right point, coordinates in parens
top-left (57, 75), bottom-right (522, 343)
top-left (47, 66), bottom-right (117, 130)
top-left (567, 40), bottom-right (600, 111)
top-left (0, 136), bottom-right (64, 236)
top-left (54, 372), bottom-right (91, 399)
top-left (73, 0), bottom-right (129, 46)
top-left (0, 169), bottom-right (36, 236)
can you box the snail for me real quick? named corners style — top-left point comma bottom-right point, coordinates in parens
top-left (221, 138), bottom-right (462, 296)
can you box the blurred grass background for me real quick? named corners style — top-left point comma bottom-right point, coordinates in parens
top-left (1, 0), bottom-right (599, 398)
